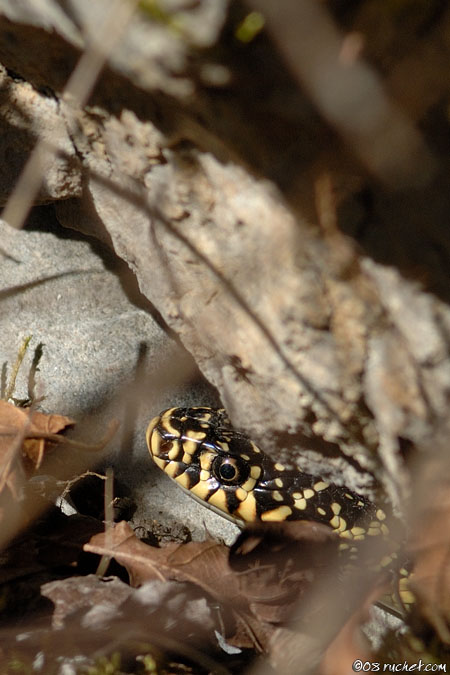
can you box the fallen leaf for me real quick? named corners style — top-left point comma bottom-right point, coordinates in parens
top-left (85, 520), bottom-right (341, 657)
top-left (0, 399), bottom-right (74, 472)
top-left (85, 521), bottom-right (246, 604)
top-left (0, 399), bottom-right (74, 437)
top-left (22, 410), bottom-right (75, 469)
top-left (229, 520), bottom-right (338, 624)
top-left (42, 574), bottom-right (132, 629)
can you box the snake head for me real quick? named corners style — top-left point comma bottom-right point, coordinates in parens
top-left (146, 407), bottom-right (274, 523)
top-left (146, 407), bottom-right (385, 538)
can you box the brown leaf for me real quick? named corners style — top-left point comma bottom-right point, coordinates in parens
top-left (0, 401), bottom-right (75, 521)
top-left (229, 520), bottom-right (338, 624)
top-left (0, 400), bottom-right (74, 437)
top-left (42, 574), bottom-right (132, 629)
top-left (0, 399), bottom-right (74, 471)
top-left (85, 521), bottom-right (274, 652)
top-left (22, 410), bottom-right (75, 469)
top-left (84, 521), bottom-right (244, 603)
top-left (85, 520), bottom-right (340, 656)
top-left (27, 410), bottom-right (76, 436)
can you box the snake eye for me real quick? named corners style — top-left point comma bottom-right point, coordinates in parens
top-left (212, 456), bottom-right (249, 485)
top-left (218, 460), bottom-right (238, 481)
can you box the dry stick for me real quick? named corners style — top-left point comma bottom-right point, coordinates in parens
top-left (27, 341), bottom-right (44, 403)
top-left (0, 338), bottom-right (35, 494)
top-left (96, 466), bottom-right (115, 577)
top-left (2, 0), bottom-right (139, 230)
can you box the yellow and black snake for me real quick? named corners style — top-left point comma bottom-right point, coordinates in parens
top-left (146, 406), bottom-right (413, 605)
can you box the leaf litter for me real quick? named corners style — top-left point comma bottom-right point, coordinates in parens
top-left (0, 343), bottom-right (449, 672)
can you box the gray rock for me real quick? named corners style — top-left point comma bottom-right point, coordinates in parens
top-left (0, 218), bottom-right (237, 542)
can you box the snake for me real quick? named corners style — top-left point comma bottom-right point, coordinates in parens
top-left (146, 406), bottom-right (413, 606)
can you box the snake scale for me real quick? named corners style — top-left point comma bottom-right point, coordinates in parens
top-left (146, 406), bottom-right (413, 606)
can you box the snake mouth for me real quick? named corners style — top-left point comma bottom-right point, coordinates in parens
top-left (171, 480), bottom-right (246, 527)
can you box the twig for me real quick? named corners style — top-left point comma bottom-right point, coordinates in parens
top-left (96, 466), bottom-right (115, 577)
top-left (2, 0), bottom-right (139, 230)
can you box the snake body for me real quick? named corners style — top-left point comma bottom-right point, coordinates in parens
top-left (146, 406), bottom-right (390, 543)
top-left (146, 406), bottom-right (415, 613)
top-left (147, 407), bottom-right (415, 608)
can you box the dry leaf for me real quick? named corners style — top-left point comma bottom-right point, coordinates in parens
top-left (42, 574), bottom-right (132, 629)
top-left (85, 521), bottom-right (247, 604)
top-left (229, 520), bottom-right (338, 624)
top-left (85, 521), bottom-right (274, 652)
top-left (22, 410), bottom-right (75, 469)
top-left (85, 520), bottom-right (340, 656)
top-left (0, 399), bottom-right (74, 437)
top-left (0, 399), bottom-right (74, 472)
top-left (0, 400), bottom-right (75, 527)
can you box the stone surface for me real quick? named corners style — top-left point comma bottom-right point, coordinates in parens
top-left (0, 216), bottom-right (237, 543)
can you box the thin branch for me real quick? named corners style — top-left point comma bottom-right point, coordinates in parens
top-left (2, 0), bottom-right (139, 230)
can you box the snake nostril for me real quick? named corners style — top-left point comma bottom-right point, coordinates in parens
top-left (160, 440), bottom-right (173, 454)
